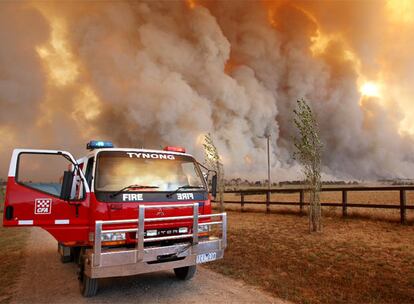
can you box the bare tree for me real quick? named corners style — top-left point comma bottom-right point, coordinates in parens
top-left (203, 133), bottom-right (225, 212)
top-left (293, 99), bottom-right (323, 232)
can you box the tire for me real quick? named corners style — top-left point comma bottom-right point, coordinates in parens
top-left (78, 252), bottom-right (98, 297)
top-left (174, 265), bottom-right (197, 280)
top-left (79, 274), bottom-right (98, 297)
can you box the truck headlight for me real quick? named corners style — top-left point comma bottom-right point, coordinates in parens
top-left (101, 232), bottom-right (126, 242)
top-left (146, 230), bottom-right (157, 237)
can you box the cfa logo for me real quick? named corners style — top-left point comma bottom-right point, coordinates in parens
top-left (34, 199), bottom-right (52, 214)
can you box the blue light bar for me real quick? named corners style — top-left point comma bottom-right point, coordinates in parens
top-left (86, 140), bottom-right (114, 150)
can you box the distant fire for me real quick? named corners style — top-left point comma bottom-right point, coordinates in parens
top-left (360, 82), bottom-right (381, 98)
top-left (1, 0), bottom-right (414, 181)
top-left (186, 0), bottom-right (196, 10)
top-left (35, 16), bottom-right (78, 87)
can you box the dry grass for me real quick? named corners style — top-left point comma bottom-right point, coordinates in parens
top-left (206, 210), bottom-right (414, 304)
top-left (0, 214), bottom-right (28, 303)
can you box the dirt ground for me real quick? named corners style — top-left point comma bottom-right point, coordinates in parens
top-left (9, 227), bottom-right (285, 304)
top-left (0, 219), bottom-right (28, 304)
top-left (206, 210), bottom-right (414, 304)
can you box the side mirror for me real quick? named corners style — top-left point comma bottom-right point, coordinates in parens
top-left (60, 170), bottom-right (74, 201)
top-left (211, 174), bottom-right (218, 198)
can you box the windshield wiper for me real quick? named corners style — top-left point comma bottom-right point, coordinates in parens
top-left (166, 185), bottom-right (205, 198)
top-left (110, 184), bottom-right (159, 198)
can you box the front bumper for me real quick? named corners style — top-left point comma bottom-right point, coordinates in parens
top-left (86, 203), bottom-right (226, 279)
top-left (85, 237), bottom-right (225, 278)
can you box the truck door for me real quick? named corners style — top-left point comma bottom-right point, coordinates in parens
top-left (3, 149), bottom-right (90, 228)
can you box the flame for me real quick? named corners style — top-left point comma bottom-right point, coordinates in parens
top-left (387, 0), bottom-right (414, 24)
top-left (72, 86), bottom-right (102, 129)
top-left (186, 0), bottom-right (196, 10)
top-left (310, 29), bottom-right (331, 56)
top-left (267, 8), bottom-right (278, 28)
top-left (32, 3), bottom-right (104, 137)
top-left (35, 16), bottom-right (79, 87)
top-left (384, 0), bottom-right (414, 134)
top-left (360, 82), bottom-right (381, 98)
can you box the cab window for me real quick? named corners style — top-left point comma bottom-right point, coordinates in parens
top-left (16, 153), bottom-right (84, 199)
top-left (84, 157), bottom-right (94, 188)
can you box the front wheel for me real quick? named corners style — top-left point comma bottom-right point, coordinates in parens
top-left (79, 273), bottom-right (98, 297)
top-left (78, 253), bottom-right (98, 297)
top-left (174, 265), bottom-right (197, 280)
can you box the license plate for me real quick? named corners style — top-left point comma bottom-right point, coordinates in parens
top-left (196, 252), bottom-right (217, 264)
top-left (157, 228), bottom-right (179, 236)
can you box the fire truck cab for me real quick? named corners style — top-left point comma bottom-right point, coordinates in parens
top-left (2, 141), bottom-right (226, 297)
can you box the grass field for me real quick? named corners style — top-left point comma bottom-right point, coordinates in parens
top-left (206, 210), bottom-right (414, 304)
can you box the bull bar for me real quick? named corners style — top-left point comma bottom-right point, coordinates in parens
top-left (84, 203), bottom-right (227, 278)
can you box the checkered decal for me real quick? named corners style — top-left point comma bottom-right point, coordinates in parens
top-left (34, 198), bottom-right (52, 214)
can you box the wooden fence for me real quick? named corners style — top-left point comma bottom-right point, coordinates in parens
top-left (215, 186), bottom-right (414, 224)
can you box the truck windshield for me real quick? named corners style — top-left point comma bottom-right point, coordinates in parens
top-left (95, 151), bottom-right (206, 192)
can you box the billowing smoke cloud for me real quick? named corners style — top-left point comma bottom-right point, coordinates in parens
top-left (1, 0), bottom-right (414, 181)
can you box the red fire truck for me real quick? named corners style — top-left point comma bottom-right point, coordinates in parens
top-left (2, 141), bottom-right (226, 297)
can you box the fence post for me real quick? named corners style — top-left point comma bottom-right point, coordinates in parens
top-left (299, 190), bottom-right (304, 216)
top-left (266, 190), bottom-right (270, 213)
top-left (400, 189), bottom-right (407, 225)
top-left (342, 190), bottom-right (348, 217)
top-left (241, 193), bottom-right (245, 212)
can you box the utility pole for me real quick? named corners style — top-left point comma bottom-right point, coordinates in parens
top-left (259, 131), bottom-right (272, 190)
top-left (264, 132), bottom-right (271, 213)
top-left (266, 134), bottom-right (271, 190)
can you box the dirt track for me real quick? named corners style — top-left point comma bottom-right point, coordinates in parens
top-left (11, 228), bottom-right (285, 304)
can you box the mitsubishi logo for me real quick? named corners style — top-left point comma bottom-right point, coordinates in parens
top-left (156, 208), bottom-right (165, 217)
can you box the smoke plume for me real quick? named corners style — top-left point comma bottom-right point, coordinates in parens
top-left (1, 0), bottom-right (414, 181)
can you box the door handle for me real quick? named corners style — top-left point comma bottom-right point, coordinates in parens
top-left (5, 206), bottom-right (13, 220)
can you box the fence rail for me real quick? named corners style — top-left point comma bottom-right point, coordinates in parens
top-left (214, 186), bottom-right (414, 224)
